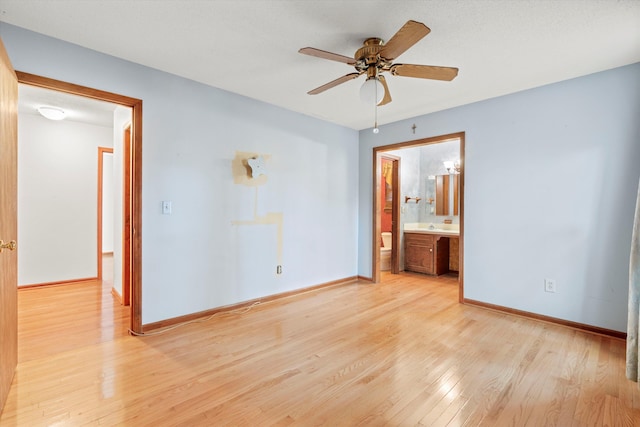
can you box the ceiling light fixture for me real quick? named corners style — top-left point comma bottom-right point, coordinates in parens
top-left (359, 77), bottom-right (384, 105)
top-left (359, 77), bottom-right (385, 134)
top-left (37, 106), bottom-right (66, 121)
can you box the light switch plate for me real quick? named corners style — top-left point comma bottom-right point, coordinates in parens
top-left (162, 201), bottom-right (172, 215)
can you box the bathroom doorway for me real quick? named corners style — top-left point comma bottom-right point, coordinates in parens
top-left (372, 132), bottom-right (465, 302)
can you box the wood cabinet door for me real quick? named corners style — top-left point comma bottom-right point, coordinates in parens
top-left (405, 235), bottom-right (434, 274)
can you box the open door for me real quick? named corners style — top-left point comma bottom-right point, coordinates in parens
top-left (0, 37), bottom-right (18, 413)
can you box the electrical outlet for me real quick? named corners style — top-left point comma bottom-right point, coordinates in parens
top-left (544, 278), bottom-right (557, 293)
top-left (276, 265), bottom-right (282, 275)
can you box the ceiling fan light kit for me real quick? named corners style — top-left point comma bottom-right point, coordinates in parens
top-left (359, 77), bottom-right (384, 105)
top-left (299, 20), bottom-right (458, 132)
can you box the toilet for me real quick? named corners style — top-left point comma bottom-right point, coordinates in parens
top-left (380, 232), bottom-right (392, 271)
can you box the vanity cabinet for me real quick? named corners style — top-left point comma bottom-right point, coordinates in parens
top-left (404, 232), bottom-right (450, 275)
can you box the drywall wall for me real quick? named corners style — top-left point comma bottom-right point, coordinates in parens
top-left (17, 113), bottom-right (112, 285)
top-left (359, 62), bottom-right (640, 332)
top-left (1, 24), bottom-right (359, 324)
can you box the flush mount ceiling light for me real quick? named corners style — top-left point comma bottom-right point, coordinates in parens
top-left (37, 106), bottom-right (66, 121)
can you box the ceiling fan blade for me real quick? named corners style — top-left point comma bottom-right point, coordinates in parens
top-left (378, 75), bottom-right (392, 106)
top-left (299, 47), bottom-right (356, 65)
top-left (379, 20), bottom-right (431, 60)
top-left (390, 64), bottom-right (458, 81)
top-left (307, 72), bottom-right (361, 95)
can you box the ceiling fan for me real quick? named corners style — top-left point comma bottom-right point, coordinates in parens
top-left (299, 20), bottom-right (458, 106)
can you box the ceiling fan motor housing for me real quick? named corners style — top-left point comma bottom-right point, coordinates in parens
top-left (355, 38), bottom-right (393, 76)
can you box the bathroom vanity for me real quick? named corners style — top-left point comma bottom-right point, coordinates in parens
top-left (404, 224), bottom-right (459, 275)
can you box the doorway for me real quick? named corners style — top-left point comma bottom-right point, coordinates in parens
top-left (372, 132), bottom-right (465, 301)
top-left (16, 71), bottom-right (143, 332)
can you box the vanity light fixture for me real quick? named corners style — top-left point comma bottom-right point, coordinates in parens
top-left (37, 106), bottom-right (66, 121)
top-left (443, 160), bottom-right (461, 174)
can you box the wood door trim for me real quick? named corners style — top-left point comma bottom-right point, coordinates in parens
top-left (16, 71), bottom-right (144, 333)
top-left (458, 135), bottom-right (465, 302)
top-left (373, 153), bottom-right (381, 283)
top-left (97, 147), bottom-right (113, 281)
top-left (15, 71), bottom-right (141, 106)
top-left (372, 132), bottom-right (465, 303)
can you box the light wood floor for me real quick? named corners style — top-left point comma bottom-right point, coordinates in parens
top-left (1, 271), bottom-right (638, 426)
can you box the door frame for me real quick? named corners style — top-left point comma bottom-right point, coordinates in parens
top-left (16, 72), bottom-right (144, 333)
top-left (372, 132), bottom-right (465, 302)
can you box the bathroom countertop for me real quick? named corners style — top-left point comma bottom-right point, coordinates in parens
top-left (403, 228), bottom-right (459, 237)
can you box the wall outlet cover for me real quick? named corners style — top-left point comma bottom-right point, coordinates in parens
top-left (544, 278), bottom-right (557, 293)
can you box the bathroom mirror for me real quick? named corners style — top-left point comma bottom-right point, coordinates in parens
top-left (427, 174), bottom-right (459, 216)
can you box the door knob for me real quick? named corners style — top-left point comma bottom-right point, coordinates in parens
top-left (0, 240), bottom-right (16, 253)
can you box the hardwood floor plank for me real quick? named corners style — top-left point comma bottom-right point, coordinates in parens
top-left (1, 272), bottom-right (638, 426)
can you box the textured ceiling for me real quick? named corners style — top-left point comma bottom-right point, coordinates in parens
top-left (2, 0), bottom-right (639, 130)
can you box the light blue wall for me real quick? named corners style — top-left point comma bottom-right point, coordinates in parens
top-left (1, 24), bottom-right (359, 324)
top-left (4, 23), bottom-right (639, 333)
top-left (359, 62), bottom-right (640, 332)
